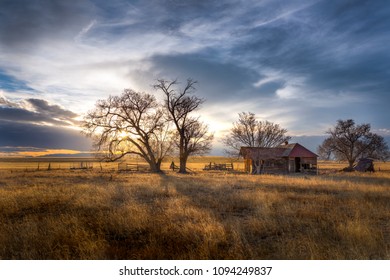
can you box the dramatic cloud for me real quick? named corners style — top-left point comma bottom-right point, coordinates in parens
top-left (0, 120), bottom-right (91, 151)
top-left (0, 121), bottom-right (91, 151)
top-left (0, 0), bottom-right (389, 155)
top-left (27, 98), bottom-right (78, 121)
top-left (0, 96), bottom-right (79, 126)
top-left (0, 95), bottom-right (91, 153)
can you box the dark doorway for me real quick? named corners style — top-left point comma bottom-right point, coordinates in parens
top-left (295, 157), bottom-right (301, 172)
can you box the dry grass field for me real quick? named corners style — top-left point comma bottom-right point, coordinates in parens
top-left (0, 158), bottom-right (389, 260)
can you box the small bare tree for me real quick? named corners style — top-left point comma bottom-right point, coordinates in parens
top-left (318, 119), bottom-right (389, 169)
top-left (154, 78), bottom-right (213, 173)
top-left (82, 89), bottom-right (174, 172)
top-left (317, 138), bottom-right (334, 160)
top-left (223, 112), bottom-right (291, 156)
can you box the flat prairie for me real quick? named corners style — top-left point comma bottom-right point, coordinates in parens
top-left (0, 159), bottom-right (389, 259)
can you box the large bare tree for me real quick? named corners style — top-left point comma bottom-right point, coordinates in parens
top-left (223, 112), bottom-right (291, 156)
top-left (82, 89), bottom-right (174, 172)
top-left (154, 78), bottom-right (213, 173)
top-left (318, 119), bottom-right (389, 168)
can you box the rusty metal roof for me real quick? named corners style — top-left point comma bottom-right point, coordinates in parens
top-left (239, 143), bottom-right (318, 159)
top-left (239, 147), bottom-right (286, 159)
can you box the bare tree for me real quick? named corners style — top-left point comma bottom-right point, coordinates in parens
top-left (318, 119), bottom-right (389, 169)
top-left (317, 138), bottom-right (334, 160)
top-left (82, 89), bottom-right (174, 172)
top-left (181, 116), bottom-right (214, 156)
top-left (223, 112), bottom-right (291, 156)
top-left (154, 78), bottom-right (213, 173)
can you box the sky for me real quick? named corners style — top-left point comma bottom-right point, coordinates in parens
top-left (0, 0), bottom-right (389, 156)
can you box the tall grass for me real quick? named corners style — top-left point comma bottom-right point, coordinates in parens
top-left (0, 169), bottom-right (389, 259)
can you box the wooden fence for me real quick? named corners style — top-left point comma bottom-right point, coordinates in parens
top-left (70, 162), bottom-right (93, 170)
top-left (203, 162), bottom-right (234, 171)
top-left (118, 163), bottom-right (149, 172)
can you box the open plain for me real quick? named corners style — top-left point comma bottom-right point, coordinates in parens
top-left (0, 159), bottom-right (389, 259)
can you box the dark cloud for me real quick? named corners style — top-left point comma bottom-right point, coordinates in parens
top-left (0, 95), bottom-right (90, 153)
top-left (82, 0), bottom-right (235, 44)
top-left (0, 146), bottom-right (47, 153)
top-left (149, 53), bottom-right (277, 102)
top-left (234, 0), bottom-right (390, 95)
top-left (0, 120), bottom-right (91, 151)
top-left (27, 99), bottom-right (77, 119)
top-left (0, 107), bottom-right (59, 125)
top-left (0, 0), bottom-right (95, 48)
top-left (0, 97), bottom-right (78, 126)
top-left (130, 0), bottom-right (235, 31)
top-left (316, 0), bottom-right (390, 38)
top-left (0, 107), bottom-right (78, 127)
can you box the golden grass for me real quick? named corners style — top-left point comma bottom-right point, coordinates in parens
top-left (1, 157), bottom-right (388, 173)
top-left (0, 156), bottom-right (240, 171)
top-left (0, 164), bottom-right (389, 260)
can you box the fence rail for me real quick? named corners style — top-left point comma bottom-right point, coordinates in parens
top-left (118, 163), bottom-right (150, 171)
top-left (70, 162), bottom-right (93, 170)
top-left (203, 162), bottom-right (234, 171)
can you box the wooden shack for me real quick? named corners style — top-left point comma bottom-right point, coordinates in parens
top-left (239, 143), bottom-right (318, 174)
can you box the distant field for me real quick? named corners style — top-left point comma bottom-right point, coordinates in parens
top-left (0, 161), bottom-right (389, 259)
top-left (0, 156), bottom-right (242, 172)
top-left (1, 156), bottom-right (389, 173)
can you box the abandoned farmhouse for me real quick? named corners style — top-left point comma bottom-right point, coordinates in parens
top-left (239, 143), bottom-right (318, 174)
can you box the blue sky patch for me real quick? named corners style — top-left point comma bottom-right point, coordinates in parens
top-left (0, 70), bottom-right (34, 92)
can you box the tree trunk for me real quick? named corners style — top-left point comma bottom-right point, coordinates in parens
top-left (178, 135), bottom-right (188, 173)
top-left (148, 160), bottom-right (162, 173)
top-left (179, 155), bottom-right (188, 173)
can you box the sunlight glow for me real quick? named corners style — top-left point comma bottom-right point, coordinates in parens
top-left (17, 149), bottom-right (83, 157)
top-left (118, 130), bottom-right (129, 140)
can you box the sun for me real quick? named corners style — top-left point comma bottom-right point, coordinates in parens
top-left (118, 130), bottom-right (129, 140)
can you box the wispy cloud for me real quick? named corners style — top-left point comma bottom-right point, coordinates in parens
top-left (252, 1), bottom-right (321, 28)
top-left (75, 20), bottom-right (97, 42)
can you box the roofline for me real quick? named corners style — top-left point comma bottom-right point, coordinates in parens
top-left (239, 143), bottom-right (318, 157)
